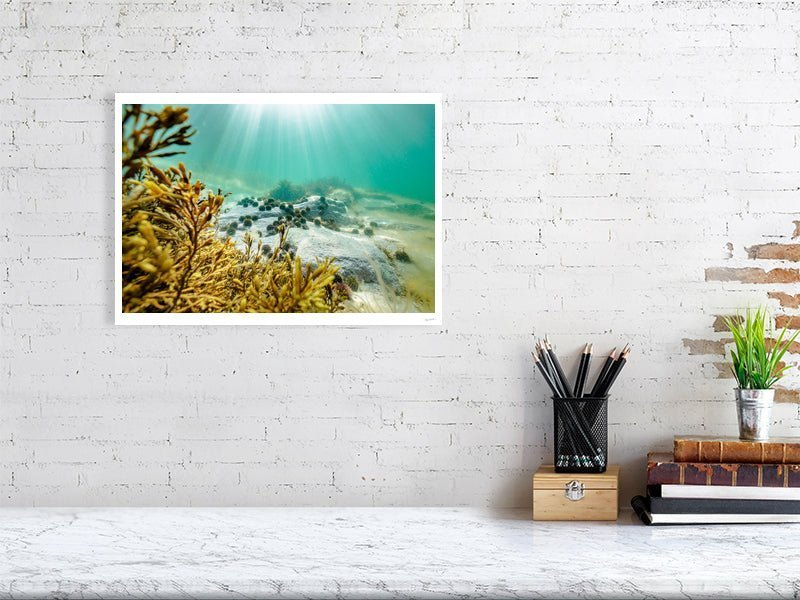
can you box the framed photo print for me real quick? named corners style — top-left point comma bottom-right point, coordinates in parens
top-left (115, 93), bottom-right (441, 325)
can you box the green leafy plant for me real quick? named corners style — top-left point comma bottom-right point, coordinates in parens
top-left (725, 307), bottom-right (799, 389)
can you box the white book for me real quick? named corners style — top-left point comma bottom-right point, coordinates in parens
top-left (646, 511), bottom-right (800, 525)
top-left (657, 484), bottom-right (800, 501)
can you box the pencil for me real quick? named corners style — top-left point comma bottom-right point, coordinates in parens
top-left (589, 347), bottom-right (616, 397)
top-left (544, 336), bottom-right (572, 397)
top-left (598, 344), bottom-right (630, 397)
top-left (573, 343), bottom-right (591, 398)
top-left (599, 343), bottom-right (629, 394)
top-left (535, 342), bottom-right (555, 390)
top-left (539, 340), bottom-right (568, 398)
top-left (532, 351), bottom-right (562, 398)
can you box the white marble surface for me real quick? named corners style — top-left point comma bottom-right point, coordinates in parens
top-left (0, 507), bottom-right (798, 599)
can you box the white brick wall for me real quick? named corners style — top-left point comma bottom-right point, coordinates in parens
top-left (2, 0), bottom-right (800, 507)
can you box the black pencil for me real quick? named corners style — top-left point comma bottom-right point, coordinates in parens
top-left (589, 347), bottom-right (616, 398)
top-left (572, 343), bottom-right (587, 397)
top-left (598, 344), bottom-right (630, 397)
top-left (573, 343), bottom-right (591, 398)
top-left (535, 342), bottom-right (554, 386)
top-left (532, 351), bottom-right (562, 398)
top-left (544, 336), bottom-right (572, 397)
top-left (539, 340), bottom-right (568, 398)
top-left (597, 343), bottom-right (628, 395)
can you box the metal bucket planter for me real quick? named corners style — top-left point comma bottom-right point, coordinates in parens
top-left (735, 388), bottom-right (775, 441)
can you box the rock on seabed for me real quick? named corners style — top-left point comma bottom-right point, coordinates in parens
top-left (219, 194), bottom-right (403, 293)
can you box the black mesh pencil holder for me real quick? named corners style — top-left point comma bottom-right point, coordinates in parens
top-left (553, 396), bottom-right (608, 473)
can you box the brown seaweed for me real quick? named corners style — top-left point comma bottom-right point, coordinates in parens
top-left (121, 104), bottom-right (343, 314)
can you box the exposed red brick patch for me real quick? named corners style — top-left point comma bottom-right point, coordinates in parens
top-left (794, 221), bottom-right (800, 239)
top-left (705, 267), bottom-right (800, 284)
top-left (776, 389), bottom-right (800, 403)
top-left (682, 338), bottom-right (728, 355)
top-left (747, 243), bottom-right (800, 262)
top-left (768, 292), bottom-right (800, 308)
top-left (714, 362), bottom-right (735, 379)
top-left (775, 315), bottom-right (800, 330)
top-left (765, 338), bottom-right (800, 354)
top-left (713, 315), bottom-right (739, 332)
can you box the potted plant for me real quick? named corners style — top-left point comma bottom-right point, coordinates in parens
top-left (725, 307), bottom-right (799, 441)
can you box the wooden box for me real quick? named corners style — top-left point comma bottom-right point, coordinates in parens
top-left (533, 465), bottom-right (619, 521)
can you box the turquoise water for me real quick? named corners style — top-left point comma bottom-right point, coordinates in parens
top-left (147, 103), bottom-right (436, 204)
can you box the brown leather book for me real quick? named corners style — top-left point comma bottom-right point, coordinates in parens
top-left (674, 435), bottom-right (800, 464)
top-left (648, 452), bottom-right (800, 487)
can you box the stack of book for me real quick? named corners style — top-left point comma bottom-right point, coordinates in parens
top-left (632, 435), bottom-right (800, 525)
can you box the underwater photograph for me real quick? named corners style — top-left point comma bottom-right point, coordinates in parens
top-left (116, 94), bottom-right (440, 324)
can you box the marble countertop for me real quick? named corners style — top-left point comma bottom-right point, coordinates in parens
top-left (0, 507), bottom-right (797, 599)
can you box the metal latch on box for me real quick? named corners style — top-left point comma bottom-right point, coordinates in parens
top-left (564, 480), bottom-right (585, 501)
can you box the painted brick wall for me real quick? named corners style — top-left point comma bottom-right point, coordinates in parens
top-left (2, 0), bottom-right (800, 507)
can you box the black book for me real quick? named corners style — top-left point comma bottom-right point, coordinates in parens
top-left (631, 495), bottom-right (800, 525)
top-left (649, 494), bottom-right (800, 514)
